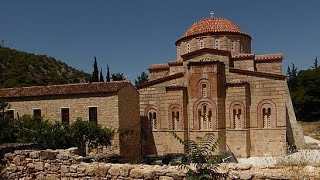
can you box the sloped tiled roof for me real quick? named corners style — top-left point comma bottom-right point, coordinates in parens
top-left (232, 53), bottom-right (283, 61)
top-left (148, 63), bottom-right (169, 72)
top-left (255, 53), bottom-right (283, 61)
top-left (136, 73), bottom-right (184, 89)
top-left (168, 60), bottom-right (183, 66)
top-left (232, 53), bottom-right (255, 60)
top-left (0, 82), bottom-right (129, 98)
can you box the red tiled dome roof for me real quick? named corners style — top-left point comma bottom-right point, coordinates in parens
top-left (176, 17), bottom-right (250, 44)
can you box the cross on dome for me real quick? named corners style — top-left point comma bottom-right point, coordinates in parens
top-left (210, 11), bottom-right (214, 18)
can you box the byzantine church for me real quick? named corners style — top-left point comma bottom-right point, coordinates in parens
top-left (137, 16), bottom-right (305, 157)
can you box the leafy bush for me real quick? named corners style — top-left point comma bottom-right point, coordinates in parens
top-left (0, 115), bottom-right (114, 153)
top-left (70, 118), bottom-right (114, 154)
top-left (171, 132), bottom-right (226, 180)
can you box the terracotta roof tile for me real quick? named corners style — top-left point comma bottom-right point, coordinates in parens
top-left (136, 73), bottom-right (184, 89)
top-left (148, 63), bottom-right (169, 72)
top-left (168, 60), bottom-right (183, 66)
top-left (255, 53), bottom-right (283, 61)
top-left (232, 53), bottom-right (255, 60)
top-left (0, 81), bottom-right (130, 98)
top-left (176, 17), bottom-right (251, 44)
top-left (184, 18), bottom-right (243, 37)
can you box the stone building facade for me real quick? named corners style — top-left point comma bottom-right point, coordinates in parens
top-left (137, 17), bottom-right (305, 157)
top-left (0, 81), bottom-right (141, 161)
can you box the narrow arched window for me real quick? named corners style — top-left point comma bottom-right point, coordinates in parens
top-left (231, 103), bottom-right (244, 129)
top-left (170, 106), bottom-right (182, 130)
top-left (147, 109), bottom-right (158, 130)
top-left (262, 108), bottom-right (271, 128)
top-left (231, 40), bottom-right (236, 51)
top-left (200, 40), bottom-right (204, 49)
top-left (215, 39), bottom-right (220, 49)
top-left (208, 110), bottom-right (212, 129)
top-left (187, 43), bottom-right (190, 53)
top-left (198, 109), bottom-right (202, 130)
top-left (237, 109), bottom-right (242, 128)
top-left (172, 111), bottom-right (175, 130)
top-left (202, 84), bottom-right (207, 97)
top-left (233, 109), bottom-right (237, 128)
top-left (152, 112), bottom-right (157, 130)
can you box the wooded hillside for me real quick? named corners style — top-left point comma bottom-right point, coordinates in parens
top-left (0, 47), bottom-right (90, 88)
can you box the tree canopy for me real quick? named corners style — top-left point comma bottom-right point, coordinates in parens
top-left (287, 59), bottom-right (320, 121)
top-left (91, 56), bottom-right (99, 82)
top-left (112, 73), bottom-right (126, 81)
top-left (135, 71), bottom-right (149, 85)
top-left (0, 47), bottom-right (90, 88)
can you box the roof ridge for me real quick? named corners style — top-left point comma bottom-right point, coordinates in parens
top-left (0, 81), bottom-right (129, 90)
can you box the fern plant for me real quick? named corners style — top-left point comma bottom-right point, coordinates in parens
top-left (171, 132), bottom-right (226, 180)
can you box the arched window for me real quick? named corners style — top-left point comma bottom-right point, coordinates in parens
top-left (231, 40), bottom-right (236, 51)
top-left (257, 100), bottom-right (276, 128)
top-left (200, 40), bottom-right (204, 49)
top-left (240, 41), bottom-right (245, 52)
top-left (198, 80), bottom-right (210, 98)
top-left (198, 104), bottom-right (213, 130)
top-left (169, 105), bottom-right (182, 130)
top-left (214, 39), bottom-right (220, 49)
top-left (202, 84), bottom-right (207, 97)
top-left (146, 108), bottom-right (158, 130)
top-left (187, 43), bottom-right (190, 53)
top-left (262, 108), bottom-right (271, 128)
top-left (230, 102), bottom-right (245, 129)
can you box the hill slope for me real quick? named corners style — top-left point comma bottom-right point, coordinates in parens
top-left (0, 47), bottom-right (90, 88)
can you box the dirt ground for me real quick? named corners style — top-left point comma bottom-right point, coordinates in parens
top-left (298, 121), bottom-right (320, 140)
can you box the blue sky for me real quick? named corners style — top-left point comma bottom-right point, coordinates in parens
top-left (1, 0), bottom-right (319, 81)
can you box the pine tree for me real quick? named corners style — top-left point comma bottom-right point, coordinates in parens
top-left (135, 72), bottom-right (149, 85)
top-left (91, 56), bottom-right (99, 82)
top-left (99, 68), bottom-right (104, 82)
top-left (287, 66), bottom-right (291, 79)
top-left (106, 65), bottom-right (111, 82)
top-left (112, 73), bottom-right (125, 81)
top-left (314, 57), bottom-right (318, 69)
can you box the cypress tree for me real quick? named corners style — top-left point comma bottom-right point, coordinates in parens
top-left (99, 68), bottom-right (104, 82)
top-left (106, 65), bottom-right (111, 82)
top-left (91, 56), bottom-right (99, 82)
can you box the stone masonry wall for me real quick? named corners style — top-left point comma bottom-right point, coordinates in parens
top-left (5, 93), bottom-right (119, 128)
top-left (118, 84), bottom-right (141, 161)
top-left (2, 149), bottom-right (320, 180)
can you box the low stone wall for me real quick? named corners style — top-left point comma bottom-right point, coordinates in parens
top-left (1, 149), bottom-right (320, 179)
top-left (1, 149), bottom-right (185, 179)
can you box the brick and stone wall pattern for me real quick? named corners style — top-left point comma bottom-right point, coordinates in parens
top-left (118, 84), bottom-right (141, 161)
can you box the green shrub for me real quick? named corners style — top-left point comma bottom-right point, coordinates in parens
top-left (172, 132), bottom-right (226, 180)
top-left (0, 115), bottom-right (114, 153)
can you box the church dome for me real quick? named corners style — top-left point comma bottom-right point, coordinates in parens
top-left (176, 17), bottom-right (250, 45)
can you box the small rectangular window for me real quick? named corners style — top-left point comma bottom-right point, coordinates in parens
top-left (6, 110), bottom-right (14, 119)
top-left (89, 107), bottom-right (98, 123)
top-left (33, 109), bottom-right (41, 119)
top-left (61, 108), bottom-right (69, 124)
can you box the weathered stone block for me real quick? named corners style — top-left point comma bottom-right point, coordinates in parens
top-left (34, 162), bottom-right (44, 171)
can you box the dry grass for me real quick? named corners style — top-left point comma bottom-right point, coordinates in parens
top-left (298, 121), bottom-right (320, 140)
